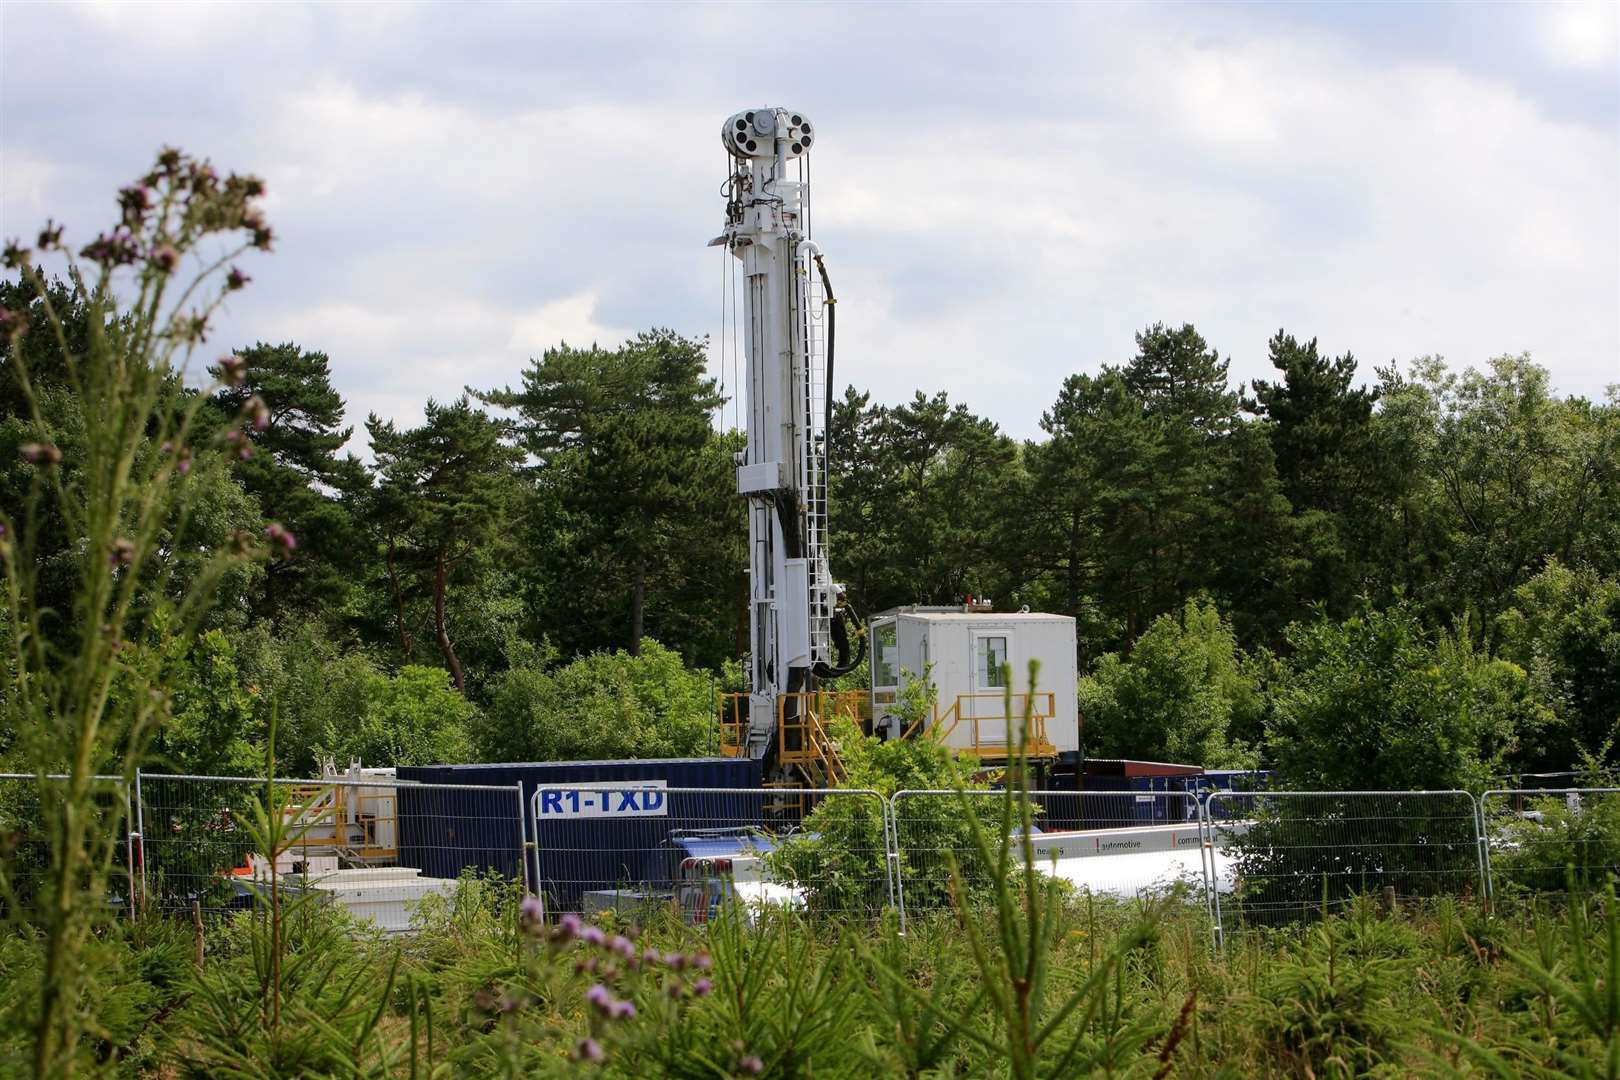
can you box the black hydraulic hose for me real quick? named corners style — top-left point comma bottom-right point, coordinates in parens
top-left (812, 604), bottom-right (867, 681)
top-left (813, 253), bottom-right (835, 509)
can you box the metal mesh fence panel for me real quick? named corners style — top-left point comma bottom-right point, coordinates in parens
top-left (136, 774), bottom-right (525, 932)
top-left (1481, 788), bottom-right (1620, 900)
top-left (529, 786), bottom-right (890, 923)
top-left (890, 790), bottom-right (1208, 928)
top-left (0, 773), bottom-right (132, 923)
top-left (1207, 791), bottom-right (1483, 938)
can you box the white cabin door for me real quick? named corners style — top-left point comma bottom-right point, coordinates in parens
top-left (968, 631), bottom-right (1012, 747)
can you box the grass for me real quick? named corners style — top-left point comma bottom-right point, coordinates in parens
top-left (0, 883), bottom-right (1616, 1077)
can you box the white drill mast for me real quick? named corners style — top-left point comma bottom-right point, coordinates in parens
top-left (714, 107), bottom-right (843, 766)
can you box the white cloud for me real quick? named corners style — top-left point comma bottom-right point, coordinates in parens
top-left (1, 1), bottom-right (1615, 449)
top-left (1539, 1), bottom-right (1620, 69)
top-left (508, 292), bottom-right (630, 354)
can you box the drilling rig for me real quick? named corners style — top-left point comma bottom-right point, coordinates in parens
top-left (713, 108), bottom-right (1079, 790)
top-left (713, 107), bottom-right (864, 785)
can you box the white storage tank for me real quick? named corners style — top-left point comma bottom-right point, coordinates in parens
top-left (869, 605), bottom-right (1078, 763)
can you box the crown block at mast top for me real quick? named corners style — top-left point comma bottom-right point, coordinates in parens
top-left (715, 108), bottom-right (813, 249)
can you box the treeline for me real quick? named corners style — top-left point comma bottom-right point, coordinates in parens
top-left (3, 274), bottom-right (1616, 786)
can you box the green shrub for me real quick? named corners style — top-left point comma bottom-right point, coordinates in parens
top-left (1079, 598), bottom-right (1262, 768)
top-left (474, 638), bottom-right (714, 762)
top-left (1265, 603), bottom-right (1537, 792)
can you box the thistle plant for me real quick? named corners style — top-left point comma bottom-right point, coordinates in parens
top-left (0, 147), bottom-right (279, 1078)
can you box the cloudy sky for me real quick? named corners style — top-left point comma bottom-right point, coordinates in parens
top-left (3, 1), bottom-right (1616, 448)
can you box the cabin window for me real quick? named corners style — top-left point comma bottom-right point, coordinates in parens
top-left (976, 635), bottom-right (1008, 689)
top-left (872, 620), bottom-right (899, 689)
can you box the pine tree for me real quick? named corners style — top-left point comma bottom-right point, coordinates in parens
top-left (366, 397), bottom-right (523, 690)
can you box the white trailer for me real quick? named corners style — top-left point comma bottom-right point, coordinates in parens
top-left (870, 607), bottom-right (1079, 764)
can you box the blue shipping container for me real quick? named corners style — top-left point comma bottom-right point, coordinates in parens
top-left (398, 758), bottom-right (763, 912)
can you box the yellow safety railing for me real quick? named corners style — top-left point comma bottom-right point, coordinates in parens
top-left (284, 783), bottom-right (399, 862)
top-left (715, 690), bottom-right (866, 786)
top-left (927, 692), bottom-right (1059, 762)
top-left (776, 691), bottom-right (863, 787)
top-left (717, 693), bottom-right (749, 757)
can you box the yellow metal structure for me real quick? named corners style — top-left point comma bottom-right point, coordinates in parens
top-left (284, 782), bottom-right (399, 864)
top-left (719, 686), bottom-right (1055, 788)
top-left (717, 690), bottom-right (864, 788)
top-left (911, 692), bottom-right (1060, 764)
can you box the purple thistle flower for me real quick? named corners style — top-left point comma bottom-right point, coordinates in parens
top-left (585, 984), bottom-right (613, 1014)
top-left (518, 893), bottom-right (543, 933)
top-left (118, 184), bottom-right (151, 225)
top-left (226, 266), bottom-right (250, 291)
top-left (691, 977), bottom-right (713, 997)
top-left (664, 951), bottom-right (687, 971)
top-left (150, 245), bottom-right (179, 272)
top-left (574, 1038), bottom-right (605, 1064)
top-left (20, 442), bottom-right (61, 466)
top-left (263, 522), bottom-right (297, 556)
top-left (580, 925), bottom-right (605, 947)
top-left (2, 241), bottom-right (29, 270)
top-left (558, 912), bottom-right (583, 939)
top-left (642, 948), bottom-right (661, 967)
top-left (692, 952), bottom-right (712, 972)
top-left (108, 538), bottom-right (136, 567)
top-left (608, 934), bottom-right (635, 959)
top-left (244, 394), bottom-right (270, 431)
top-left (666, 979), bottom-right (684, 998)
top-left (741, 1055), bottom-right (764, 1075)
top-left (36, 221), bottom-right (63, 249)
top-left (215, 354), bottom-right (247, 385)
top-left (609, 999), bottom-right (636, 1021)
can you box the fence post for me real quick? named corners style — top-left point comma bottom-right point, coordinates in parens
top-left (1195, 792), bottom-right (1217, 949)
top-left (122, 780), bottom-right (136, 921)
top-left (1207, 792), bottom-right (1228, 951)
top-left (514, 782), bottom-right (532, 895)
top-left (1478, 789), bottom-right (1499, 905)
top-left (132, 768), bottom-right (147, 917)
top-left (890, 791), bottom-right (911, 934)
top-left (1468, 791), bottom-right (1489, 907)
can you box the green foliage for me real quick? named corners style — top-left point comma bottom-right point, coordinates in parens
top-left (1497, 560), bottom-right (1620, 771)
top-left (1245, 330), bottom-right (1379, 624)
top-left (474, 638), bottom-right (714, 762)
top-left (317, 664), bottom-right (476, 769)
top-left (1243, 899), bottom-right (1416, 1078)
top-left (864, 665), bottom-right (1163, 1080)
top-left (1079, 599), bottom-right (1262, 767)
top-left (367, 396), bottom-right (524, 692)
top-left (210, 341), bottom-right (369, 623)
top-left (0, 920), bottom-right (194, 1076)
top-left (1492, 788), bottom-right (1620, 897)
top-left (1, 146), bottom-right (275, 1077)
top-left (152, 629), bottom-right (260, 776)
top-left (768, 701), bottom-right (995, 916)
top-left (1266, 603), bottom-right (1538, 792)
top-left (828, 387), bottom-right (1022, 617)
top-left (480, 331), bottom-right (739, 665)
